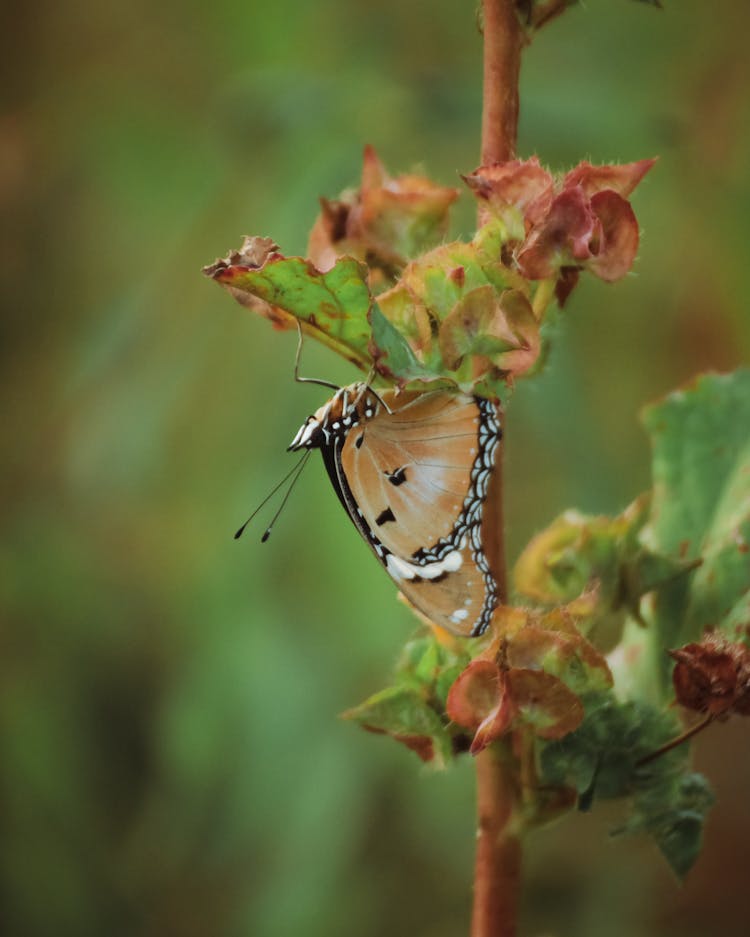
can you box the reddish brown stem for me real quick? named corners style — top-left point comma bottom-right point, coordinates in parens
top-left (476, 0), bottom-right (523, 593)
top-left (472, 4), bottom-right (524, 937)
top-left (481, 0), bottom-right (523, 166)
top-left (636, 713), bottom-right (715, 767)
top-left (477, 0), bottom-right (523, 613)
top-left (472, 746), bottom-right (522, 937)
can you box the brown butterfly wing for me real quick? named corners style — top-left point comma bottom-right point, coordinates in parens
top-left (338, 390), bottom-right (501, 636)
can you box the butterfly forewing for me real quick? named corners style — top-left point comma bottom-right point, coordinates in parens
top-left (341, 393), bottom-right (479, 555)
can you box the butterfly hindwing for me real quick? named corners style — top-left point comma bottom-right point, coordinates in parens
top-left (288, 383), bottom-right (501, 636)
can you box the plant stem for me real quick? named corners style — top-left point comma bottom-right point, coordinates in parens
top-left (473, 4), bottom-right (524, 937)
top-left (477, 0), bottom-right (523, 596)
top-left (636, 712), bottom-right (715, 767)
top-left (478, 0), bottom-right (523, 619)
top-left (472, 746), bottom-right (523, 937)
top-left (481, 0), bottom-right (523, 166)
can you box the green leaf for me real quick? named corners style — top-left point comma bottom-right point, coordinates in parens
top-left (342, 634), bottom-right (472, 764)
top-left (204, 238), bottom-right (374, 371)
top-left (625, 773), bottom-right (714, 879)
top-left (641, 370), bottom-right (750, 661)
top-left (540, 691), bottom-right (714, 878)
top-left (653, 808), bottom-right (707, 879)
top-left (396, 634), bottom-right (473, 708)
top-left (368, 303), bottom-right (440, 388)
top-left (341, 685), bottom-right (452, 765)
top-left (541, 692), bottom-right (676, 799)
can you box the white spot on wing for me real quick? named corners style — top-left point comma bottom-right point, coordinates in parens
top-left (441, 551), bottom-right (463, 573)
top-left (386, 554), bottom-right (416, 581)
top-left (385, 549), bottom-right (463, 582)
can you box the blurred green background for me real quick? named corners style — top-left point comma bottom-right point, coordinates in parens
top-left (3, 1), bottom-right (750, 935)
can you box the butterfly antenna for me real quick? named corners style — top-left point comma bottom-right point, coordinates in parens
top-left (234, 451), bottom-right (311, 540)
top-left (259, 450), bottom-right (312, 542)
top-left (293, 320), bottom-right (339, 391)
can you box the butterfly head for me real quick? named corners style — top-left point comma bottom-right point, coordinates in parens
top-left (288, 382), bottom-right (385, 451)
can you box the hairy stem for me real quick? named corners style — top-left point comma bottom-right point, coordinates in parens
top-left (473, 3), bottom-right (525, 937)
top-left (472, 746), bottom-right (523, 937)
top-left (481, 0), bottom-right (523, 166)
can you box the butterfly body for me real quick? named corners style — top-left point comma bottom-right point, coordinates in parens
top-left (289, 383), bottom-right (501, 637)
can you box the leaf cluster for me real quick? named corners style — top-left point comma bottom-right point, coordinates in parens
top-left (206, 144), bottom-right (748, 879)
top-left (204, 149), bottom-right (653, 403)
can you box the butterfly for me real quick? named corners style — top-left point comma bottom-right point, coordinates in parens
top-left (288, 383), bottom-right (502, 637)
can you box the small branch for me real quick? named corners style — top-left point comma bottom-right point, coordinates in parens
top-left (636, 713), bottom-right (715, 767)
top-left (472, 746), bottom-right (522, 937)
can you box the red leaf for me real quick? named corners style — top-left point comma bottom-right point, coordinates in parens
top-left (446, 660), bottom-right (516, 755)
top-left (396, 734), bottom-right (437, 762)
top-left (506, 669), bottom-right (585, 740)
top-left (587, 190), bottom-right (640, 282)
top-left (470, 694), bottom-right (516, 755)
top-left (463, 158), bottom-right (554, 225)
top-left (554, 266), bottom-right (580, 307)
top-left (446, 659), bottom-right (503, 728)
top-left (516, 187), bottom-right (596, 279)
top-left (446, 656), bottom-right (585, 752)
top-left (563, 158), bottom-right (656, 199)
top-left (360, 726), bottom-right (437, 763)
top-left (464, 157), bottom-right (654, 291)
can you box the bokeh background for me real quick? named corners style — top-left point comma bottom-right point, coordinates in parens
top-left (3, 1), bottom-right (750, 935)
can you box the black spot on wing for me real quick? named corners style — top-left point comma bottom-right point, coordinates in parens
top-left (385, 466), bottom-right (407, 486)
top-left (375, 507), bottom-right (396, 526)
top-left (355, 434), bottom-right (364, 449)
